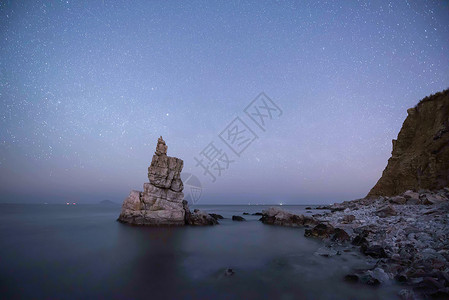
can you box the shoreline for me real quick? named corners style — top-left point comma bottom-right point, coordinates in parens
top-left (259, 188), bottom-right (449, 299)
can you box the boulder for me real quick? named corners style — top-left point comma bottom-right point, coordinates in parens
top-left (361, 244), bottom-right (388, 258)
top-left (352, 235), bottom-right (369, 247)
top-left (209, 213), bottom-right (224, 220)
top-left (232, 215), bottom-right (246, 221)
top-left (341, 215), bottom-right (355, 224)
top-left (375, 205), bottom-right (397, 218)
top-left (332, 228), bottom-right (350, 243)
top-left (390, 196), bottom-right (407, 205)
top-left (304, 223), bottom-right (335, 239)
top-left (344, 274), bottom-right (359, 283)
top-left (403, 190), bottom-right (419, 199)
top-left (260, 207), bottom-right (317, 227)
top-left (187, 210), bottom-right (218, 225)
top-left (422, 194), bottom-right (446, 205)
top-left (406, 198), bottom-right (421, 205)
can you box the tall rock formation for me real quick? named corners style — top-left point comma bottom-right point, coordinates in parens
top-left (368, 89), bottom-right (449, 197)
top-left (118, 137), bottom-right (188, 226)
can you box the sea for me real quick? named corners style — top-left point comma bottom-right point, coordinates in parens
top-left (0, 204), bottom-right (405, 299)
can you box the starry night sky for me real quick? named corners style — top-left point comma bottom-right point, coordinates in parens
top-left (1, 1), bottom-right (448, 204)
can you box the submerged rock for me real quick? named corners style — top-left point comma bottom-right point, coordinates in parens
top-left (344, 274), bottom-right (359, 283)
top-left (187, 210), bottom-right (218, 225)
top-left (224, 268), bottom-right (235, 276)
top-left (232, 215), bottom-right (246, 221)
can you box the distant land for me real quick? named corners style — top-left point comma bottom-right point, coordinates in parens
top-left (99, 200), bottom-right (119, 205)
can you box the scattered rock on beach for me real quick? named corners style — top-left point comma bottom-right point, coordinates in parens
top-left (341, 215), bottom-right (355, 224)
top-left (375, 205), bottom-right (397, 218)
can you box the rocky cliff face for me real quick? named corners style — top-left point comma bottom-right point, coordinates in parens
top-left (118, 137), bottom-right (218, 226)
top-left (368, 89), bottom-right (449, 197)
top-left (118, 137), bottom-right (188, 226)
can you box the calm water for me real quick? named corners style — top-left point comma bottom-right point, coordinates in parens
top-left (0, 204), bottom-right (404, 299)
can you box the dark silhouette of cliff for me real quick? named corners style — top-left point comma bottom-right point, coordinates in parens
top-left (368, 89), bottom-right (449, 197)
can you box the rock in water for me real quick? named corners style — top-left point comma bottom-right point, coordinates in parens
top-left (118, 137), bottom-right (188, 226)
top-left (368, 89), bottom-right (449, 197)
top-left (260, 207), bottom-right (317, 227)
top-left (232, 215), bottom-right (246, 221)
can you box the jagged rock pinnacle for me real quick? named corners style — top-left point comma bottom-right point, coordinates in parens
top-left (155, 136), bottom-right (168, 156)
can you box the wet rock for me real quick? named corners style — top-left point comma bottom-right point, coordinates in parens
top-left (224, 268), bottom-right (235, 276)
top-left (369, 267), bottom-right (391, 283)
top-left (344, 274), bottom-right (359, 283)
top-left (361, 245), bottom-right (388, 258)
top-left (305, 207), bottom-right (312, 210)
top-left (243, 212), bottom-right (250, 215)
top-left (352, 235), bottom-right (369, 247)
top-left (341, 214), bottom-right (355, 224)
top-left (260, 207), bottom-right (317, 227)
top-left (187, 210), bottom-right (218, 225)
top-left (406, 198), bottom-right (421, 205)
top-left (429, 288), bottom-right (449, 299)
top-left (414, 277), bottom-right (446, 297)
top-left (315, 246), bottom-right (339, 257)
top-left (360, 274), bottom-right (381, 286)
top-left (232, 215), bottom-right (246, 221)
top-left (390, 196), bottom-right (407, 205)
top-left (304, 223), bottom-right (335, 239)
top-left (403, 190), bottom-right (419, 200)
top-left (422, 194), bottom-right (446, 205)
top-left (252, 212), bottom-right (263, 216)
top-left (209, 213), bottom-right (224, 220)
top-left (398, 289), bottom-right (415, 300)
top-left (375, 205), bottom-right (397, 218)
top-left (332, 228), bottom-right (350, 243)
top-left (316, 205), bottom-right (331, 210)
top-left (395, 274), bottom-right (408, 283)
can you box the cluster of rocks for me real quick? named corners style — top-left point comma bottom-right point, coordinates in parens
top-left (260, 207), bottom-right (317, 227)
top-left (324, 189), bottom-right (449, 299)
top-left (118, 137), bottom-right (218, 226)
top-left (261, 188), bottom-right (449, 299)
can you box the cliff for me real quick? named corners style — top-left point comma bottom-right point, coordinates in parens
top-left (367, 89), bottom-right (449, 197)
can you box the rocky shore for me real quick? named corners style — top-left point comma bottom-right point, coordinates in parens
top-left (260, 188), bottom-right (449, 299)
